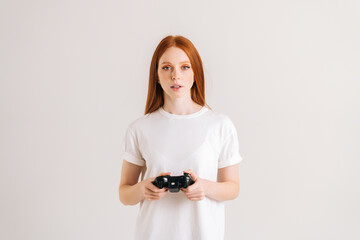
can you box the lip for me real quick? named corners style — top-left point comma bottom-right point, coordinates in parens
top-left (171, 85), bottom-right (183, 91)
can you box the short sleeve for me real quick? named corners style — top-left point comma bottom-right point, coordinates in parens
top-left (218, 117), bottom-right (243, 169)
top-left (120, 127), bottom-right (146, 166)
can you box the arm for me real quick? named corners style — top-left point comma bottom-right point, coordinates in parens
top-left (118, 160), bottom-right (144, 205)
top-left (118, 160), bottom-right (170, 206)
top-left (204, 164), bottom-right (240, 201)
top-left (181, 164), bottom-right (240, 202)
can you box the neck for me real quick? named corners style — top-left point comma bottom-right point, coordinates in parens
top-left (162, 101), bottom-right (203, 115)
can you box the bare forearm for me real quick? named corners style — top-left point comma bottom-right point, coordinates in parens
top-left (203, 179), bottom-right (239, 202)
top-left (119, 182), bottom-right (144, 206)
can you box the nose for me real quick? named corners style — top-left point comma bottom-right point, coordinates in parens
top-left (172, 68), bottom-right (180, 80)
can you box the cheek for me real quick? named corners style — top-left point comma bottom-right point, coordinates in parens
top-left (185, 72), bottom-right (195, 82)
top-left (158, 70), bottom-right (169, 79)
top-left (187, 70), bottom-right (194, 78)
top-left (157, 71), bottom-right (164, 80)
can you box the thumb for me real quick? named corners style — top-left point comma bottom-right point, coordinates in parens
top-left (184, 169), bottom-right (198, 181)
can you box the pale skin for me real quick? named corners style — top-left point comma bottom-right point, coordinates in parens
top-left (119, 46), bottom-right (240, 205)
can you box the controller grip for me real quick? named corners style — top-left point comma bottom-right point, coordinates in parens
top-left (152, 175), bottom-right (169, 189)
top-left (183, 173), bottom-right (195, 188)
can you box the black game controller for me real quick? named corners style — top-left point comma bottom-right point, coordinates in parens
top-left (152, 173), bottom-right (195, 192)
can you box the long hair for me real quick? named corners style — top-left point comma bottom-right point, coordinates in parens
top-left (144, 35), bottom-right (212, 114)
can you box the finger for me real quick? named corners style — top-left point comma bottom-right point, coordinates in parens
top-left (145, 189), bottom-right (161, 197)
top-left (145, 195), bottom-right (159, 201)
top-left (186, 191), bottom-right (205, 199)
top-left (145, 189), bottom-right (168, 198)
top-left (186, 192), bottom-right (204, 198)
top-left (146, 195), bottom-right (160, 201)
top-left (149, 187), bottom-right (168, 195)
top-left (182, 182), bottom-right (200, 192)
top-left (147, 192), bottom-right (167, 200)
top-left (145, 189), bottom-right (169, 200)
top-left (185, 181), bottom-right (200, 192)
top-left (158, 172), bottom-right (171, 176)
top-left (183, 169), bottom-right (198, 181)
top-left (147, 184), bottom-right (167, 193)
top-left (185, 187), bottom-right (204, 196)
top-left (188, 197), bottom-right (204, 201)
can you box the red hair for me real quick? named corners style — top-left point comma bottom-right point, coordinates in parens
top-left (144, 35), bottom-right (212, 114)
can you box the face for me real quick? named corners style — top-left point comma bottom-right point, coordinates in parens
top-left (157, 47), bottom-right (194, 100)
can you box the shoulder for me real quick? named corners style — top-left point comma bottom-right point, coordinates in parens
top-left (126, 108), bottom-right (160, 132)
top-left (206, 108), bottom-right (235, 128)
top-left (205, 109), bottom-right (238, 142)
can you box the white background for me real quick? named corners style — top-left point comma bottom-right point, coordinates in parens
top-left (1, 0), bottom-right (359, 239)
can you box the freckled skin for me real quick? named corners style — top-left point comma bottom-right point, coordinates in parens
top-left (157, 47), bottom-right (195, 102)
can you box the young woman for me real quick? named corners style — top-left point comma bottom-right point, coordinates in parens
top-left (119, 35), bottom-right (243, 240)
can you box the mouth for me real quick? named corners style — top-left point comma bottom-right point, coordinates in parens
top-left (171, 85), bottom-right (183, 89)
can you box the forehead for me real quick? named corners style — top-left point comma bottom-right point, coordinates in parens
top-left (159, 47), bottom-right (190, 64)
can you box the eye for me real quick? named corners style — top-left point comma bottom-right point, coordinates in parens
top-left (162, 66), bottom-right (170, 70)
top-left (182, 66), bottom-right (190, 70)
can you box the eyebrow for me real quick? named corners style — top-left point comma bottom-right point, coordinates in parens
top-left (160, 61), bottom-right (191, 65)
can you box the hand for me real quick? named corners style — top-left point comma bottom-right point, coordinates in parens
top-left (181, 169), bottom-right (206, 201)
top-left (140, 172), bottom-right (171, 201)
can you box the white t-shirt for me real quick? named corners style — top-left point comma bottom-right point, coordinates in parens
top-left (120, 106), bottom-right (243, 240)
